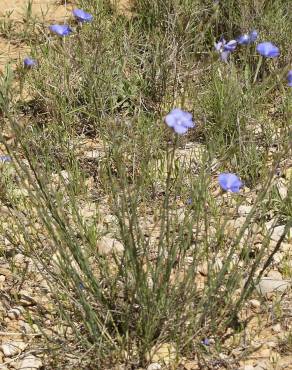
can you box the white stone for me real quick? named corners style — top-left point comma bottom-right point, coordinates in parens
top-left (276, 179), bottom-right (288, 200)
top-left (17, 354), bottom-right (42, 369)
top-left (83, 149), bottom-right (100, 159)
top-left (238, 205), bottom-right (252, 217)
top-left (267, 270), bottom-right (282, 280)
top-left (249, 299), bottom-right (261, 309)
top-left (271, 323), bottom-right (282, 333)
top-left (97, 237), bottom-right (124, 256)
top-left (1, 341), bottom-right (26, 357)
top-left (254, 364), bottom-right (267, 370)
top-left (7, 308), bottom-right (22, 320)
top-left (256, 277), bottom-right (291, 295)
top-left (147, 364), bottom-right (162, 370)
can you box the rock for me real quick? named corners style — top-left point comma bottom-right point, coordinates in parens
top-left (19, 290), bottom-right (36, 306)
top-left (7, 307), bottom-right (22, 320)
top-left (148, 343), bottom-right (176, 365)
top-left (0, 275), bottom-right (5, 289)
top-left (17, 354), bottom-right (42, 370)
top-left (147, 364), bottom-right (162, 370)
top-left (276, 179), bottom-right (288, 200)
top-left (1, 341), bottom-right (26, 357)
top-left (271, 323), bottom-right (281, 333)
top-left (267, 270), bottom-right (282, 280)
top-left (281, 242), bottom-right (291, 253)
top-left (79, 202), bottom-right (97, 220)
top-left (97, 237), bottom-right (124, 256)
top-left (249, 299), bottom-right (261, 309)
top-left (241, 366), bottom-right (254, 370)
top-left (254, 363), bottom-right (268, 370)
top-left (180, 357), bottom-right (199, 370)
top-left (255, 277), bottom-right (291, 296)
top-left (13, 253), bottom-right (26, 266)
top-left (265, 223), bottom-right (291, 242)
top-left (266, 341), bottom-right (277, 348)
top-left (83, 149), bottom-right (100, 159)
top-left (238, 205), bottom-right (252, 217)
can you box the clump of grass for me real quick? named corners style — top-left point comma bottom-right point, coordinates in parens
top-left (0, 0), bottom-right (291, 368)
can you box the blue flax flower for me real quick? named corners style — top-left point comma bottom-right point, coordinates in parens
top-left (215, 38), bottom-right (237, 61)
top-left (73, 9), bottom-right (93, 23)
top-left (287, 70), bottom-right (292, 87)
top-left (49, 24), bottom-right (72, 36)
top-left (218, 173), bottom-right (243, 193)
top-left (0, 155), bottom-right (12, 163)
top-left (256, 42), bottom-right (279, 58)
top-left (23, 57), bottom-right (37, 68)
top-left (237, 30), bottom-right (258, 45)
top-left (202, 338), bottom-right (210, 346)
top-left (165, 108), bottom-right (194, 135)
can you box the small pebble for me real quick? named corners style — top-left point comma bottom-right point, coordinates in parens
top-left (250, 299), bottom-right (261, 309)
top-left (147, 364), bottom-right (162, 370)
top-left (1, 341), bottom-right (26, 357)
top-left (17, 354), bottom-right (42, 370)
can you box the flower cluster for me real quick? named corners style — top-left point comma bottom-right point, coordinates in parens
top-left (24, 8), bottom-right (93, 67)
top-left (22, 8), bottom-right (290, 198)
top-left (49, 8), bottom-right (93, 36)
top-left (237, 30), bottom-right (258, 45)
top-left (215, 30), bottom-right (282, 62)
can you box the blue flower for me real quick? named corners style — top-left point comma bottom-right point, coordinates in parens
top-left (220, 50), bottom-right (230, 62)
top-left (237, 30), bottom-right (258, 45)
top-left (72, 9), bottom-right (93, 23)
top-left (224, 40), bottom-right (237, 52)
top-left (0, 155), bottom-right (12, 163)
top-left (165, 108), bottom-right (194, 135)
top-left (23, 57), bottom-right (37, 68)
top-left (215, 38), bottom-right (237, 61)
top-left (202, 338), bottom-right (210, 346)
top-left (218, 173), bottom-right (243, 193)
top-left (287, 70), bottom-right (292, 87)
top-left (256, 42), bottom-right (280, 58)
top-left (49, 24), bottom-right (73, 37)
top-left (249, 30), bottom-right (258, 42)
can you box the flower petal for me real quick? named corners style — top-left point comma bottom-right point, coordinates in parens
top-left (73, 9), bottom-right (93, 22)
top-left (256, 42), bottom-right (279, 58)
top-left (218, 173), bottom-right (243, 193)
top-left (173, 124), bottom-right (188, 135)
top-left (237, 34), bottom-right (250, 45)
top-left (249, 30), bottom-right (258, 42)
top-left (165, 114), bottom-right (176, 127)
top-left (24, 57), bottom-right (37, 68)
top-left (224, 40), bottom-right (237, 52)
top-left (49, 24), bottom-right (72, 36)
top-left (220, 50), bottom-right (230, 62)
top-left (287, 70), bottom-right (292, 87)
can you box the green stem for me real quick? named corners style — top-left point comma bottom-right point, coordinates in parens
top-left (253, 56), bottom-right (263, 84)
